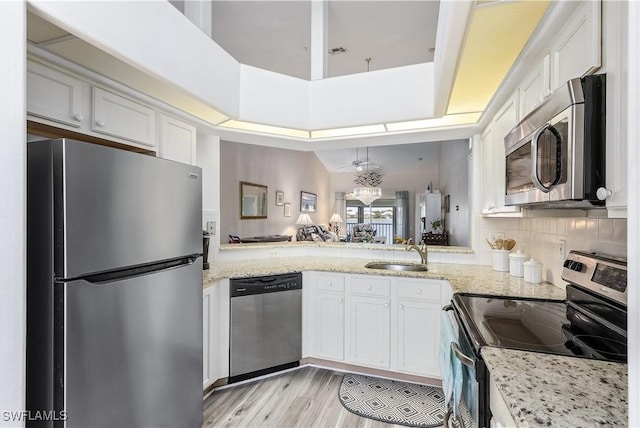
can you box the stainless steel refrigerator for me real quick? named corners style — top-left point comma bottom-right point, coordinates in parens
top-left (26, 139), bottom-right (203, 427)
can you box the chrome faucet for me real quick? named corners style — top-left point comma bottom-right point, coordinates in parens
top-left (405, 241), bottom-right (428, 266)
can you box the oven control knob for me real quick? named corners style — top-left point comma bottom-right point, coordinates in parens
top-left (571, 262), bottom-right (584, 272)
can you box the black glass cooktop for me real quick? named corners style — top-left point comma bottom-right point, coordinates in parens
top-left (453, 293), bottom-right (627, 363)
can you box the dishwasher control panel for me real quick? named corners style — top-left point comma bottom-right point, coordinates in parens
top-left (230, 272), bottom-right (302, 297)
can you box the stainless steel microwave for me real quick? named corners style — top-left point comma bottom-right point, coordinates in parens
top-left (504, 74), bottom-right (606, 208)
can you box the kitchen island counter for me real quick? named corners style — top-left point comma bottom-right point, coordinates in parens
top-left (481, 347), bottom-right (627, 427)
top-left (204, 257), bottom-right (565, 300)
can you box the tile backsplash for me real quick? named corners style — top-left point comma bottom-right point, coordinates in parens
top-left (476, 216), bottom-right (627, 287)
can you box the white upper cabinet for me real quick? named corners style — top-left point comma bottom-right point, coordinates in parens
top-left (159, 114), bottom-right (197, 165)
top-left (518, 55), bottom-right (550, 118)
top-left (550, 1), bottom-right (601, 92)
top-left (92, 87), bottom-right (157, 147)
top-left (479, 94), bottom-right (521, 216)
top-left (27, 60), bottom-right (84, 128)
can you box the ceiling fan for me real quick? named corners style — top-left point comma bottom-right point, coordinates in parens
top-left (339, 147), bottom-right (380, 171)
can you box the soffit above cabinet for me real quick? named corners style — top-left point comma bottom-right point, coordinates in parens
top-left (26, 1), bottom-right (550, 143)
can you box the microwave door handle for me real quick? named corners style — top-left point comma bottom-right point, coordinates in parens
top-left (549, 124), bottom-right (563, 186)
top-left (531, 124), bottom-right (552, 193)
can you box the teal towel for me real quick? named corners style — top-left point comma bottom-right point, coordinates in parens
top-left (439, 310), bottom-right (463, 419)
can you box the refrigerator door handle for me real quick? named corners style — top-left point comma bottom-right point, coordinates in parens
top-left (81, 255), bottom-right (200, 285)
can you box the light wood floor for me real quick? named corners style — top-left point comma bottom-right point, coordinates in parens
top-left (202, 366), bottom-right (406, 428)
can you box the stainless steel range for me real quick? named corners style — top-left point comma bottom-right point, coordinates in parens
top-left (442, 251), bottom-right (627, 428)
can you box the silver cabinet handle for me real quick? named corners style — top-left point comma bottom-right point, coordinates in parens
top-left (399, 304), bottom-right (405, 310)
top-left (384, 303), bottom-right (389, 309)
top-left (451, 342), bottom-right (475, 368)
top-left (338, 298), bottom-right (343, 304)
top-left (73, 113), bottom-right (83, 121)
top-left (96, 120), bottom-right (105, 127)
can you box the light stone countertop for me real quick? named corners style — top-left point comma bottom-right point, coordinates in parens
top-left (203, 256), bottom-right (566, 300)
top-left (219, 241), bottom-right (474, 253)
top-left (481, 347), bottom-right (628, 427)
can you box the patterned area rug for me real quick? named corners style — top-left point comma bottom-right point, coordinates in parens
top-left (338, 373), bottom-right (447, 427)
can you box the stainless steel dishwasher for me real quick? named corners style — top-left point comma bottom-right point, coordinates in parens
top-left (229, 272), bottom-right (302, 383)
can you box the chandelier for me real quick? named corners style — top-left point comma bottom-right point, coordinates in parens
top-left (353, 186), bottom-right (382, 205)
top-left (353, 147), bottom-right (383, 205)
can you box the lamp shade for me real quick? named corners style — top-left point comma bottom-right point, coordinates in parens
top-left (329, 213), bottom-right (343, 223)
top-left (296, 213), bottom-right (313, 225)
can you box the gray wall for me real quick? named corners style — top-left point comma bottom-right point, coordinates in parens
top-left (220, 141), bottom-right (330, 241)
top-left (439, 140), bottom-right (470, 246)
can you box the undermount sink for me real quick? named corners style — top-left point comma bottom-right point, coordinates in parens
top-left (365, 261), bottom-right (428, 272)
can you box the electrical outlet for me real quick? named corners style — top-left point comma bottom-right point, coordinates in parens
top-left (206, 221), bottom-right (216, 235)
top-left (558, 239), bottom-right (566, 260)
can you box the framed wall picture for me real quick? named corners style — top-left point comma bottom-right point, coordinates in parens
top-left (276, 190), bottom-right (284, 206)
top-left (284, 203), bottom-right (291, 217)
top-left (300, 191), bottom-right (317, 213)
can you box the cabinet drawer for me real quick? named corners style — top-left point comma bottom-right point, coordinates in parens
top-left (316, 274), bottom-right (345, 292)
top-left (351, 276), bottom-right (390, 296)
top-left (397, 279), bottom-right (441, 301)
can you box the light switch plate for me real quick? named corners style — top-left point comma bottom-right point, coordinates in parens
top-left (206, 221), bottom-right (216, 235)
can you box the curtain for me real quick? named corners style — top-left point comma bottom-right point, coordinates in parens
top-left (394, 191), bottom-right (409, 240)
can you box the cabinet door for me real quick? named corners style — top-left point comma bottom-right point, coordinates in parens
top-left (349, 295), bottom-right (390, 368)
top-left (518, 55), bottom-right (550, 118)
top-left (480, 94), bottom-right (521, 216)
top-left (550, 1), bottom-right (601, 91)
top-left (314, 291), bottom-right (345, 361)
top-left (27, 60), bottom-right (83, 128)
top-left (202, 287), bottom-right (213, 389)
top-left (395, 299), bottom-right (441, 376)
top-left (92, 87), bottom-right (156, 147)
top-left (159, 114), bottom-right (197, 165)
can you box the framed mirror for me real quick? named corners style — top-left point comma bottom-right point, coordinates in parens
top-left (240, 181), bottom-right (268, 219)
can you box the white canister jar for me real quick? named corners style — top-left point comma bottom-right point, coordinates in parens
top-left (508, 250), bottom-right (529, 277)
top-left (523, 259), bottom-right (543, 283)
top-left (492, 250), bottom-right (510, 272)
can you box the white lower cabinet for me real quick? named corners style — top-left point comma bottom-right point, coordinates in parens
top-left (489, 375), bottom-right (517, 428)
top-left (349, 295), bottom-right (391, 368)
top-left (315, 291), bottom-right (345, 361)
top-left (202, 286), bottom-right (213, 389)
top-left (394, 299), bottom-right (441, 376)
top-left (203, 278), bottom-right (230, 391)
top-left (306, 272), bottom-right (449, 378)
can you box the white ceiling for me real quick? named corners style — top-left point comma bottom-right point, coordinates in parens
top-left (314, 140), bottom-right (466, 173)
top-left (209, 1), bottom-right (439, 80)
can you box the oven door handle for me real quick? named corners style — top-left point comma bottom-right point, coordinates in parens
top-left (451, 342), bottom-right (475, 368)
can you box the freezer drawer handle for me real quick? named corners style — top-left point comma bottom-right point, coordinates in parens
top-left (80, 255), bottom-right (198, 284)
top-left (451, 342), bottom-right (475, 368)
